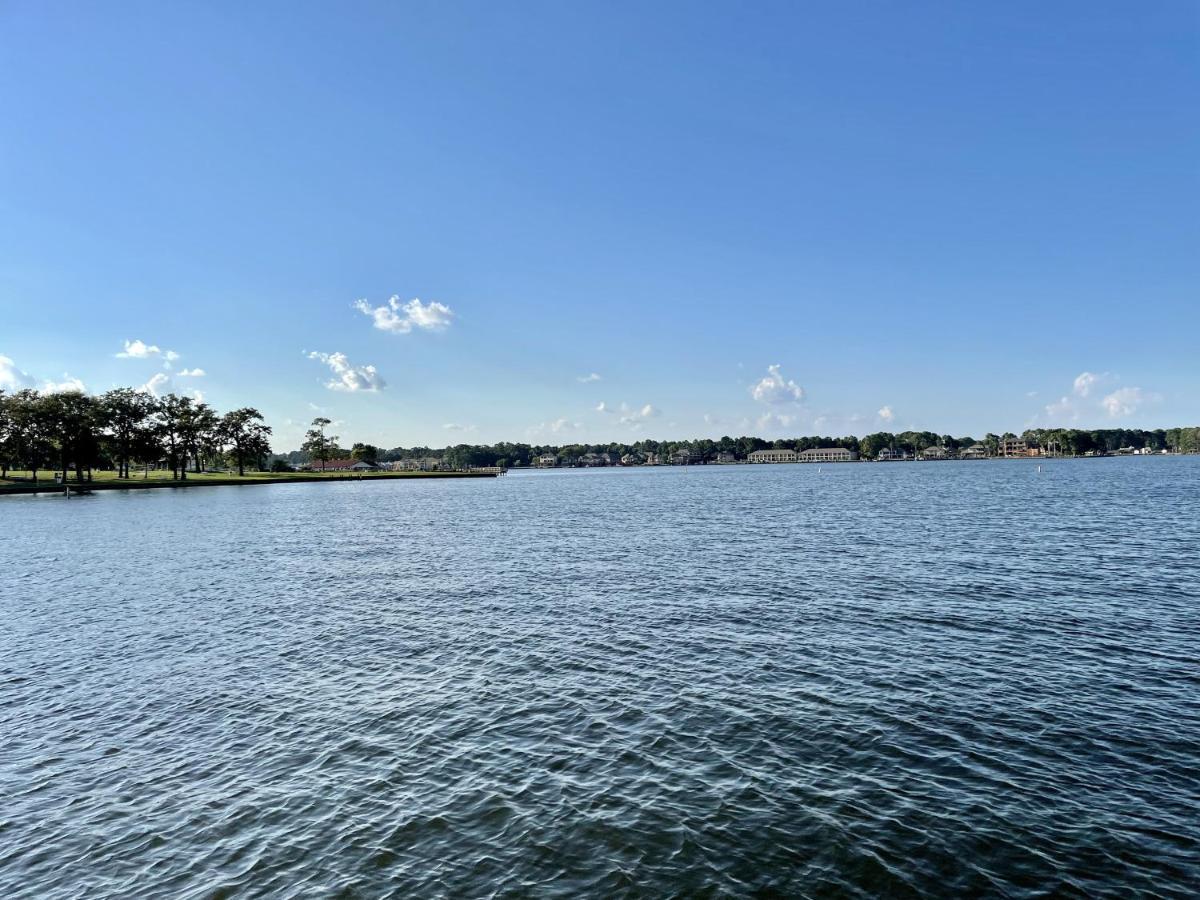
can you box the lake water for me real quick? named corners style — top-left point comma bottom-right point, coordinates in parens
top-left (2, 458), bottom-right (1198, 898)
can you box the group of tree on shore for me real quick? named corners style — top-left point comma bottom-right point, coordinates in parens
top-left (0, 388), bottom-right (272, 483)
top-left (275, 426), bottom-right (1200, 470)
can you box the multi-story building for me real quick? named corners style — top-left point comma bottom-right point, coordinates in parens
top-left (798, 447), bottom-right (856, 463)
top-left (999, 438), bottom-right (1028, 457)
top-left (748, 448), bottom-right (798, 463)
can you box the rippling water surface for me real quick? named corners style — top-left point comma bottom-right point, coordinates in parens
top-left (2, 458), bottom-right (1199, 898)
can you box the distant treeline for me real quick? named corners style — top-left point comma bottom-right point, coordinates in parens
top-left (278, 426), bottom-right (1200, 469)
top-left (0, 387), bottom-right (272, 483)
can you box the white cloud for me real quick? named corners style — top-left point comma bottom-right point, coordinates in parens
top-left (618, 403), bottom-right (660, 426)
top-left (528, 418), bottom-right (581, 436)
top-left (757, 412), bottom-right (797, 431)
top-left (703, 413), bottom-right (719, 425)
top-left (1039, 371), bottom-right (1158, 424)
top-left (137, 372), bottom-right (171, 397)
top-left (442, 423), bottom-right (477, 433)
top-left (306, 351), bottom-right (386, 392)
top-left (42, 374), bottom-right (87, 394)
top-left (1101, 387), bottom-right (1152, 418)
top-left (177, 368), bottom-right (206, 377)
top-left (751, 364), bottom-right (804, 404)
top-left (353, 296), bottom-right (454, 334)
top-left (595, 401), bottom-right (610, 413)
top-left (577, 373), bottom-right (602, 383)
top-left (1043, 395), bottom-right (1079, 422)
top-left (877, 405), bottom-right (895, 423)
top-left (0, 355), bottom-right (35, 391)
top-left (1073, 372), bottom-right (1095, 397)
top-left (1, 355), bottom-right (86, 394)
top-left (117, 339), bottom-right (179, 362)
top-left (191, 389), bottom-right (205, 403)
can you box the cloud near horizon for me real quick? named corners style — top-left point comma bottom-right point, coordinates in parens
top-left (306, 351), bottom-right (386, 392)
top-left (577, 372), bottom-right (602, 383)
top-left (751, 364), bottom-right (804, 404)
top-left (353, 296), bottom-right (454, 334)
top-left (1041, 371), bottom-right (1156, 424)
top-left (1, 354), bottom-right (87, 394)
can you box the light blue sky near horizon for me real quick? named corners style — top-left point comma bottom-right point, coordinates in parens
top-left (1, 1), bottom-right (1196, 450)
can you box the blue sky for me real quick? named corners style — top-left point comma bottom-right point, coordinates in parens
top-left (1, 2), bottom-right (1196, 449)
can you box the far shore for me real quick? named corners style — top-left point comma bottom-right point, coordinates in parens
top-left (0, 469), bottom-right (497, 497)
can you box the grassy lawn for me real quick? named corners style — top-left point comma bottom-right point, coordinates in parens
top-left (0, 468), bottom-right (491, 494)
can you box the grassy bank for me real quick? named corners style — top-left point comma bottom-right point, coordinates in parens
top-left (0, 468), bottom-right (497, 496)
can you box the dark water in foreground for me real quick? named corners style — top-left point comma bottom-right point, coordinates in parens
top-left (2, 458), bottom-right (1198, 898)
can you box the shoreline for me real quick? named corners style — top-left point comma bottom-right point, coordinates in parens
top-left (0, 470), bottom-right (498, 497)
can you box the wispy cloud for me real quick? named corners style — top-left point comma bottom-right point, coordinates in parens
top-left (1073, 371), bottom-right (1106, 398)
top-left (619, 403), bottom-right (660, 426)
top-left (442, 422), bottom-right (477, 433)
top-left (528, 418), bottom-right (581, 436)
top-left (1102, 387), bottom-right (1155, 418)
top-left (177, 368), bottom-right (206, 377)
top-left (757, 411), bottom-right (798, 431)
top-left (577, 373), bottom-right (602, 383)
top-left (305, 351), bottom-right (386, 392)
top-left (1040, 371), bottom-right (1157, 423)
top-left (116, 339), bottom-right (179, 362)
top-left (353, 296), bottom-right (454, 334)
top-left (137, 372), bottom-right (171, 397)
top-left (751, 364), bottom-right (804, 404)
top-left (877, 405), bottom-right (895, 423)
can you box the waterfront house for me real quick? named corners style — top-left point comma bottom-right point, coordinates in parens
top-left (715, 451), bottom-right (737, 464)
top-left (749, 448), bottom-right (798, 463)
top-left (961, 444), bottom-right (989, 459)
top-left (798, 447), bottom-right (856, 463)
top-left (318, 458), bottom-right (378, 471)
top-left (999, 437), bottom-right (1028, 457)
top-left (644, 453), bottom-right (661, 466)
top-left (534, 454), bottom-right (558, 468)
top-left (620, 453), bottom-right (641, 466)
top-left (580, 452), bottom-right (608, 467)
top-left (671, 448), bottom-right (699, 465)
top-left (920, 446), bottom-right (949, 460)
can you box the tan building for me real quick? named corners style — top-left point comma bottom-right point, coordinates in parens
top-left (999, 438), bottom-right (1028, 457)
top-left (749, 448), bottom-right (798, 463)
top-left (798, 447), bottom-right (856, 463)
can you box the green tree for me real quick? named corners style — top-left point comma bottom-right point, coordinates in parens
top-left (100, 388), bottom-right (157, 479)
top-left (41, 391), bottom-right (101, 483)
top-left (350, 442), bottom-right (379, 464)
top-left (302, 417), bottom-right (338, 471)
top-left (221, 408), bottom-right (273, 476)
